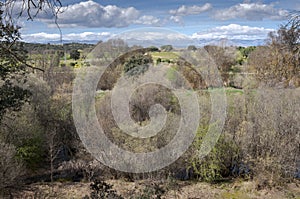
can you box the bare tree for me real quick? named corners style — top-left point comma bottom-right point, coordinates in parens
top-left (3, 0), bottom-right (62, 20)
top-left (249, 13), bottom-right (300, 87)
top-left (269, 12), bottom-right (300, 53)
top-left (46, 129), bottom-right (60, 182)
top-left (204, 45), bottom-right (237, 86)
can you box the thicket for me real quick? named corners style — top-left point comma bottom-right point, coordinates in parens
top-left (0, 3), bottom-right (299, 196)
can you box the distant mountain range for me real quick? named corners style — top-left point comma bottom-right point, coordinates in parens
top-left (29, 38), bottom-right (266, 47)
top-left (44, 40), bottom-right (100, 45)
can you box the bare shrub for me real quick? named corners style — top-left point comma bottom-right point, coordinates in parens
top-left (188, 87), bottom-right (299, 185)
top-left (248, 46), bottom-right (300, 87)
top-left (0, 142), bottom-right (24, 190)
top-left (96, 89), bottom-right (180, 153)
top-left (237, 88), bottom-right (300, 186)
top-left (175, 57), bottom-right (207, 89)
top-left (58, 159), bottom-right (104, 182)
top-left (204, 45), bottom-right (237, 86)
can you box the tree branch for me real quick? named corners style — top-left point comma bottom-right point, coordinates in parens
top-left (1, 45), bottom-right (44, 72)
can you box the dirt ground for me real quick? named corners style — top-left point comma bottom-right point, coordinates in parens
top-left (6, 179), bottom-right (300, 199)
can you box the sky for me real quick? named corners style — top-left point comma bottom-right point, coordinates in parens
top-left (12, 0), bottom-right (300, 46)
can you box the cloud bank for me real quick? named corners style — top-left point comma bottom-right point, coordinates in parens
top-left (22, 31), bottom-right (113, 43)
top-left (13, 0), bottom-right (161, 28)
top-left (214, 3), bottom-right (289, 21)
top-left (192, 24), bottom-right (274, 40)
top-left (22, 24), bottom-right (274, 46)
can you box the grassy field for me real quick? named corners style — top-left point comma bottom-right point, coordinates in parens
top-left (151, 51), bottom-right (180, 64)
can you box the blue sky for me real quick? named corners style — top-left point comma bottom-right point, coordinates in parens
top-left (14, 0), bottom-right (300, 45)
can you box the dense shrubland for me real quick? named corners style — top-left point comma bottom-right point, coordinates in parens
top-left (0, 4), bottom-right (299, 197)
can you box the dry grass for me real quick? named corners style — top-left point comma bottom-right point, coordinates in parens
top-left (8, 180), bottom-right (300, 199)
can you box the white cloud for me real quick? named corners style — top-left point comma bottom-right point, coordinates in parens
top-left (119, 31), bottom-right (189, 41)
top-left (13, 0), bottom-right (160, 28)
top-left (191, 24), bottom-right (274, 40)
top-left (52, 1), bottom-right (140, 28)
top-left (22, 32), bottom-right (113, 43)
top-left (114, 29), bottom-right (195, 47)
top-left (169, 3), bottom-right (212, 24)
top-left (23, 32), bottom-right (61, 41)
top-left (169, 4), bottom-right (212, 16)
top-left (214, 3), bottom-right (289, 21)
top-left (134, 15), bottom-right (161, 26)
top-left (169, 16), bottom-right (183, 24)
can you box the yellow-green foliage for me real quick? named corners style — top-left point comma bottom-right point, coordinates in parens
top-left (166, 67), bottom-right (177, 81)
top-left (151, 51), bottom-right (179, 64)
top-left (190, 125), bottom-right (240, 182)
top-left (16, 137), bottom-right (44, 170)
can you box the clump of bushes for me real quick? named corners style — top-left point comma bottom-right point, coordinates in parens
top-left (87, 179), bottom-right (123, 199)
top-left (124, 53), bottom-right (152, 77)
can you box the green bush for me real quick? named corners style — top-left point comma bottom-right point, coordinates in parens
top-left (89, 180), bottom-right (123, 199)
top-left (148, 46), bottom-right (160, 52)
top-left (160, 45), bottom-right (173, 52)
top-left (190, 125), bottom-right (240, 182)
top-left (164, 59), bottom-right (171, 63)
top-left (156, 58), bottom-right (162, 64)
top-left (70, 49), bottom-right (80, 60)
top-left (16, 137), bottom-right (44, 170)
top-left (236, 46), bottom-right (256, 65)
top-left (124, 53), bottom-right (152, 77)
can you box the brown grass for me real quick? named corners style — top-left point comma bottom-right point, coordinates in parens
top-left (8, 180), bottom-right (300, 199)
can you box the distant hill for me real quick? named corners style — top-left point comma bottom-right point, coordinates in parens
top-left (22, 42), bottom-right (96, 54)
top-left (20, 37), bottom-right (265, 48)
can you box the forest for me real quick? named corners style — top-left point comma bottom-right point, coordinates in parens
top-left (0, 1), bottom-right (300, 198)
